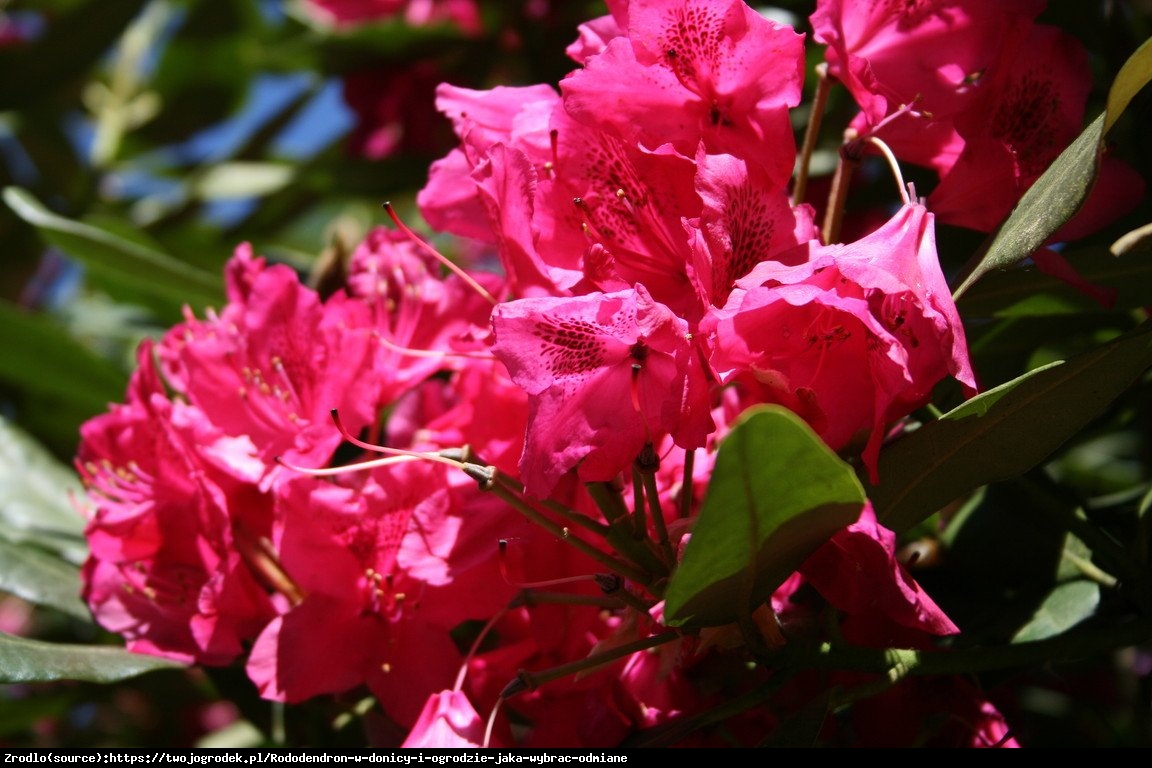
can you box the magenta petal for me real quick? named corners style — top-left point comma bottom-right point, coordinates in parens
top-left (402, 690), bottom-right (492, 748)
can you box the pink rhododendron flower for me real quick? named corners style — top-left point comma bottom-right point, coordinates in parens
top-left (800, 504), bottom-right (957, 637)
top-left (927, 22), bottom-right (1144, 239)
top-left (562, 0), bottom-right (805, 186)
top-left (158, 244), bottom-right (379, 482)
top-left (764, 504), bottom-right (1018, 747)
top-left (418, 83), bottom-right (560, 247)
top-left (402, 690), bottom-right (497, 747)
top-left (706, 201), bottom-right (975, 478)
top-left (811, 0), bottom-right (1044, 173)
top-left (688, 150), bottom-right (818, 308)
top-left (813, 0), bottom-right (1144, 306)
top-left (490, 285), bottom-right (712, 496)
top-left (346, 226), bottom-right (502, 402)
top-left (77, 342), bottom-right (276, 665)
top-left (246, 460), bottom-right (515, 722)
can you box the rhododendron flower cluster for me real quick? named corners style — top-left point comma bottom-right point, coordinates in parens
top-left (74, 0), bottom-right (1142, 748)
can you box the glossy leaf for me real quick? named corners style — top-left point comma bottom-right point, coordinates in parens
top-left (0, 539), bottom-right (89, 622)
top-left (0, 632), bottom-right (182, 684)
top-left (868, 321), bottom-right (1152, 534)
top-left (0, 416), bottom-right (89, 565)
top-left (952, 36), bottom-right (1152, 299)
top-left (664, 406), bottom-right (865, 629)
top-left (3, 187), bottom-right (222, 310)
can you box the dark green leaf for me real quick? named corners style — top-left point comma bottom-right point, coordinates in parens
top-left (0, 299), bottom-right (128, 415)
top-left (0, 538), bottom-right (89, 622)
top-left (3, 186), bottom-right (222, 310)
top-left (664, 406), bottom-right (865, 629)
top-left (869, 321), bottom-right (1152, 533)
top-left (952, 36), bottom-right (1152, 299)
top-left (956, 243), bottom-right (1152, 318)
top-left (0, 631), bottom-right (182, 684)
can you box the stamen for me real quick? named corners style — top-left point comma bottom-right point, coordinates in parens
top-left (862, 136), bottom-right (910, 205)
top-left (572, 197), bottom-right (607, 243)
top-left (498, 538), bottom-right (601, 589)
top-left (275, 453), bottom-right (426, 477)
top-left (483, 697), bottom-right (504, 750)
top-left (865, 95), bottom-right (926, 136)
top-left (234, 525), bottom-right (305, 606)
top-left (630, 363), bottom-right (643, 414)
top-left (375, 331), bottom-right (494, 361)
top-left (382, 202), bottom-right (498, 306)
top-left (329, 409), bottom-right (470, 472)
top-left (453, 603), bottom-right (512, 692)
top-left (499, 631), bottom-right (678, 699)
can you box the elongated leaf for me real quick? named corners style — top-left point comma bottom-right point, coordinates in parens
top-left (0, 416), bottom-right (89, 565)
top-left (664, 406), bottom-right (865, 629)
top-left (0, 299), bottom-right (127, 415)
top-left (0, 539), bottom-right (89, 622)
top-left (0, 632), bottom-right (182, 684)
top-left (869, 321), bottom-right (1152, 533)
top-left (3, 187), bottom-right (222, 309)
top-left (1012, 580), bottom-right (1100, 643)
top-left (953, 36), bottom-right (1152, 299)
top-left (193, 162), bottom-right (296, 199)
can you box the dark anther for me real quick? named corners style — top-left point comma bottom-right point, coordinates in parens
top-left (634, 441), bottom-right (659, 475)
top-left (629, 339), bottom-right (649, 363)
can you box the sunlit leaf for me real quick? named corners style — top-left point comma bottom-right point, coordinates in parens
top-left (0, 415), bottom-right (89, 565)
top-left (664, 406), bottom-right (865, 629)
top-left (0, 539), bottom-right (89, 622)
top-left (952, 36), bottom-right (1152, 299)
top-left (1012, 580), bottom-right (1100, 643)
top-left (0, 632), bottom-right (182, 684)
top-left (193, 162), bottom-right (296, 199)
top-left (3, 186), bottom-right (222, 310)
top-left (869, 321), bottom-right (1152, 533)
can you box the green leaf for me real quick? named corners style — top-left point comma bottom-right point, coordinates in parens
top-left (0, 415), bottom-right (89, 565)
top-left (0, 299), bottom-right (128, 416)
top-left (956, 243), bottom-right (1152, 318)
top-left (868, 321), bottom-right (1152, 534)
top-left (193, 162), bottom-right (297, 199)
top-left (1012, 580), bottom-right (1100, 643)
top-left (2, 186), bottom-right (222, 311)
top-left (0, 539), bottom-right (89, 622)
top-left (952, 36), bottom-right (1152, 299)
top-left (0, 632), bottom-right (183, 684)
top-left (663, 406), bottom-right (865, 629)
